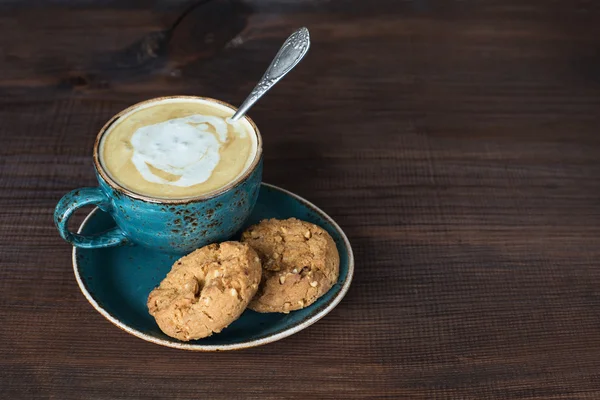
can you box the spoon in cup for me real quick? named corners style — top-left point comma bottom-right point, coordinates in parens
top-left (229, 27), bottom-right (311, 122)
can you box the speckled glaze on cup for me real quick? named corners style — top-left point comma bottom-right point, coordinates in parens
top-left (54, 96), bottom-right (263, 254)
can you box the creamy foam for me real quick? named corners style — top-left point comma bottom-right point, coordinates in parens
top-left (130, 115), bottom-right (235, 187)
top-left (99, 98), bottom-right (258, 199)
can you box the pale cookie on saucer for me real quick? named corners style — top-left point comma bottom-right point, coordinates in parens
top-left (147, 241), bottom-right (262, 341)
top-left (241, 218), bottom-right (339, 313)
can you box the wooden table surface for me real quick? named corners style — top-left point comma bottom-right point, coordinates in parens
top-left (3, 0), bottom-right (600, 398)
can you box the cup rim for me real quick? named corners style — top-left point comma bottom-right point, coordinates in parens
top-left (93, 95), bottom-right (263, 204)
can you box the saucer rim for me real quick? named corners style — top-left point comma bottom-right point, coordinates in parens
top-left (72, 182), bottom-right (354, 351)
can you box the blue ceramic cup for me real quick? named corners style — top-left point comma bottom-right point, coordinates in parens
top-left (54, 96), bottom-right (263, 254)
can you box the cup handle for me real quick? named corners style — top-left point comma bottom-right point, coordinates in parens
top-left (54, 187), bottom-right (129, 249)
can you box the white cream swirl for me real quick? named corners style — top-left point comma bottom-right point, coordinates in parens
top-left (130, 115), bottom-right (230, 187)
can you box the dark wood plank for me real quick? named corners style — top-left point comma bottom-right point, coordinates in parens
top-left (2, 0), bottom-right (600, 398)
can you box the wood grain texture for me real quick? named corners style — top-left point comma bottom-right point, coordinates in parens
top-left (2, 0), bottom-right (600, 398)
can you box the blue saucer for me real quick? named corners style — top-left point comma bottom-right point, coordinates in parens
top-left (73, 183), bottom-right (354, 350)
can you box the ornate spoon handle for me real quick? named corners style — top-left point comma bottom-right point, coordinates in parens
top-left (230, 27), bottom-right (310, 121)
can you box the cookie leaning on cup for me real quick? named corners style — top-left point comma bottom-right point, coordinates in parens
top-left (241, 218), bottom-right (340, 313)
top-left (147, 241), bottom-right (261, 341)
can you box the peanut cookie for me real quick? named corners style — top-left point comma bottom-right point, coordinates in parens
top-left (241, 218), bottom-right (339, 313)
top-left (147, 241), bottom-right (261, 341)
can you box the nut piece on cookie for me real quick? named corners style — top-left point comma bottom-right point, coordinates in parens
top-left (147, 241), bottom-right (262, 341)
top-left (241, 218), bottom-right (339, 313)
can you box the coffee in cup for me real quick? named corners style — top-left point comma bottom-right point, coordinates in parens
top-left (54, 96), bottom-right (263, 254)
top-left (99, 98), bottom-right (259, 199)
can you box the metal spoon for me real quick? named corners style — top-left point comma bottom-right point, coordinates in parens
top-left (230, 27), bottom-right (311, 121)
